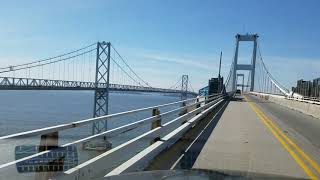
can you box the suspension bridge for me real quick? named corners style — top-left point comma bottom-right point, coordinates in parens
top-left (0, 41), bottom-right (196, 134)
top-left (0, 34), bottom-right (320, 180)
top-left (0, 42), bottom-right (195, 94)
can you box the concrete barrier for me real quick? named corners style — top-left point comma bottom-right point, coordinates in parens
top-left (249, 92), bottom-right (320, 120)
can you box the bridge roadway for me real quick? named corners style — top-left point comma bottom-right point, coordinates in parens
top-left (193, 94), bottom-right (320, 179)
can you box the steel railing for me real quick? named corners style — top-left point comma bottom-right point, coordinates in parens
top-left (62, 95), bottom-right (226, 179)
top-left (0, 94), bottom-right (224, 174)
top-left (0, 95), bottom-right (218, 140)
top-left (250, 91), bottom-right (320, 105)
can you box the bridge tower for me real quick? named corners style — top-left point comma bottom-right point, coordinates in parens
top-left (181, 75), bottom-right (188, 100)
top-left (232, 34), bottom-right (258, 92)
top-left (92, 41), bottom-right (111, 135)
top-left (237, 73), bottom-right (245, 92)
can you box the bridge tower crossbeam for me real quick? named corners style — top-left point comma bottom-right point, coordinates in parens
top-left (232, 34), bottom-right (258, 92)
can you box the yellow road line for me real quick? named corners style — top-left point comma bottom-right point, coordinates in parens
top-left (252, 99), bottom-right (320, 174)
top-left (244, 96), bottom-right (318, 179)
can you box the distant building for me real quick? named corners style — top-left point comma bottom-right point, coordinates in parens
top-left (312, 78), bottom-right (320, 98)
top-left (292, 78), bottom-right (320, 98)
top-left (208, 77), bottom-right (223, 95)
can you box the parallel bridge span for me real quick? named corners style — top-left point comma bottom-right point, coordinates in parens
top-left (0, 76), bottom-right (196, 95)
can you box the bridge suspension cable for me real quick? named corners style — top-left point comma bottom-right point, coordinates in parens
top-left (0, 43), bottom-right (96, 71)
top-left (188, 79), bottom-right (195, 93)
top-left (167, 76), bottom-right (196, 93)
top-left (224, 60), bottom-right (235, 93)
top-left (0, 41), bottom-right (197, 98)
top-left (0, 43), bottom-right (97, 83)
top-left (0, 48), bottom-right (96, 74)
top-left (110, 56), bottom-right (144, 86)
top-left (111, 45), bottom-right (152, 87)
top-left (0, 42), bottom-right (154, 89)
top-left (253, 41), bottom-right (291, 96)
top-left (222, 42), bottom-right (238, 94)
top-left (168, 77), bottom-right (181, 90)
top-left (223, 34), bottom-right (296, 97)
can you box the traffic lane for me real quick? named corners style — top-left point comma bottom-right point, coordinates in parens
top-left (248, 95), bottom-right (320, 149)
top-left (248, 94), bottom-right (320, 177)
top-left (193, 96), bottom-right (308, 179)
top-left (245, 96), bottom-right (320, 179)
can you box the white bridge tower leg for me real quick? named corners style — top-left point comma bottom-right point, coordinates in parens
top-left (232, 34), bottom-right (258, 92)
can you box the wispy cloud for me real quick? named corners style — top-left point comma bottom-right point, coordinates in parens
top-left (141, 54), bottom-right (214, 70)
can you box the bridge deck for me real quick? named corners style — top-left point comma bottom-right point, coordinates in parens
top-left (193, 95), bottom-right (316, 179)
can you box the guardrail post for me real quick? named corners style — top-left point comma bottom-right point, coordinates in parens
top-left (35, 132), bottom-right (59, 180)
top-left (181, 101), bottom-right (187, 112)
top-left (150, 108), bottom-right (161, 144)
top-left (196, 97), bottom-right (201, 108)
top-left (179, 102), bottom-right (188, 124)
top-left (39, 132), bottom-right (59, 151)
top-left (205, 95), bottom-right (210, 104)
top-left (195, 97), bottom-right (201, 115)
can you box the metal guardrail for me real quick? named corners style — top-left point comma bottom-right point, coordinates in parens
top-left (249, 91), bottom-right (286, 98)
top-left (250, 91), bottom-right (320, 105)
top-left (0, 95), bottom-right (225, 180)
top-left (286, 97), bottom-right (320, 105)
top-left (0, 95), bottom-right (212, 140)
top-left (61, 95), bottom-right (226, 179)
top-left (0, 94), bottom-right (223, 174)
top-left (298, 97), bottom-right (320, 102)
top-left (105, 99), bottom-right (227, 177)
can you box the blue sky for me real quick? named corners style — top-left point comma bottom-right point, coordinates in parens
top-left (0, 0), bottom-right (319, 90)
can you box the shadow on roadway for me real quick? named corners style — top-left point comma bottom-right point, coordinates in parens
top-left (146, 99), bottom-right (230, 170)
